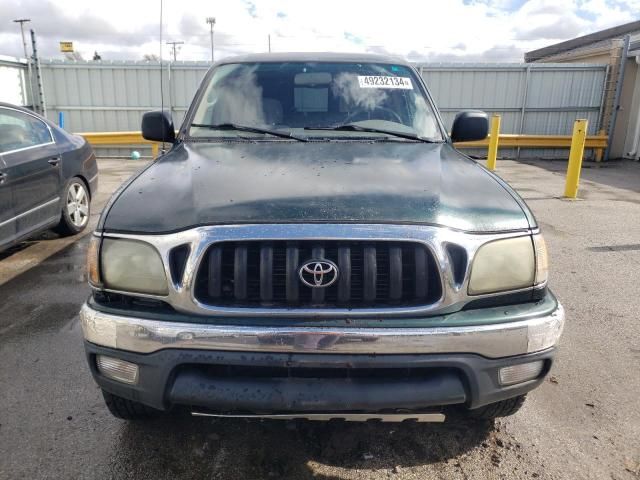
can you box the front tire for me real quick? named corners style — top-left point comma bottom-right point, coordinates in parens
top-left (54, 177), bottom-right (90, 236)
top-left (467, 394), bottom-right (527, 420)
top-left (102, 390), bottom-right (160, 420)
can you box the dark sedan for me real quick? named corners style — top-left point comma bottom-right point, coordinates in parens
top-left (0, 103), bottom-right (98, 252)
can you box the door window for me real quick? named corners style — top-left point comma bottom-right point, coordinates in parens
top-left (0, 108), bottom-right (53, 154)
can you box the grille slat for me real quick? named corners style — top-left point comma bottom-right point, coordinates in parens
top-left (389, 246), bottom-right (403, 300)
top-left (196, 240), bottom-right (441, 309)
top-left (260, 245), bottom-right (273, 302)
top-left (337, 246), bottom-right (351, 303)
top-left (207, 246), bottom-right (223, 298)
top-left (363, 245), bottom-right (377, 302)
top-left (415, 246), bottom-right (428, 299)
top-left (285, 245), bottom-right (299, 303)
top-left (234, 245), bottom-right (248, 300)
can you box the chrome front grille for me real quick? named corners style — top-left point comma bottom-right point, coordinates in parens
top-left (98, 224), bottom-right (537, 318)
top-left (194, 241), bottom-right (442, 308)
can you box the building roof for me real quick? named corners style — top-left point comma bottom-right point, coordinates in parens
top-left (525, 20), bottom-right (640, 62)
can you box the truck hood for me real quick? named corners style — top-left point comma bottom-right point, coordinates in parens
top-left (100, 141), bottom-right (534, 233)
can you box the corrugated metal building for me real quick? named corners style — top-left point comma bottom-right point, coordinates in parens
top-left (526, 20), bottom-right (640, 160)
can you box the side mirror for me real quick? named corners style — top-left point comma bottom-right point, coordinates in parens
top-left (450, 110), bottom-right (489, 142)
top-left (141, 110), bottom-right (175, 143)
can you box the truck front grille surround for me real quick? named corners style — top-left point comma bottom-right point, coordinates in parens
top-left (97, 224), bottom-right (539, 318)
top-left (194, 241), bottom-right (442, 308)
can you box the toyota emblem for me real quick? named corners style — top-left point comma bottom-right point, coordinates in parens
top-left (298, 260), bottom-right (339, 288)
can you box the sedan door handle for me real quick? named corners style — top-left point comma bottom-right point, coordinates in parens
top-left (48, 157), bottom-right (61, 166)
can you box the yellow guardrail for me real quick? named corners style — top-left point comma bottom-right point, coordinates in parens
top-left (78, 131), bottom-right (161, 157)
top-left (454, 134), bottom-right (607, 149)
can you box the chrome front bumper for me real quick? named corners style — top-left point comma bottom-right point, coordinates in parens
top-left (80, 302), bottom-right (564, 359)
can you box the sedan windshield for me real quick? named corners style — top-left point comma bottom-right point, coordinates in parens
top-left (188, 62), bottom-right (443, 141)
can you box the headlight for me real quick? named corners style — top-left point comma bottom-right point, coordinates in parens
top-left (101, 238), bottom-right (168, 295)
top-left (468, 236), bottom-right (535, 295)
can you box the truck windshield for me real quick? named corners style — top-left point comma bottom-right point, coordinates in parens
top-left (188, 62), bottom-right (444, 142)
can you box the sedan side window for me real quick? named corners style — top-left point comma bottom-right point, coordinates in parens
top-left (0, 108), bottom-right (53, 154)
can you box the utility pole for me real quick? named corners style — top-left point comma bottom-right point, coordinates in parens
top-left (206, 17), bottom-right (216, 62)
top-left (166, 41), bottom-right (184, 62)
top-left (13, 18), bottom-right (36, 109)
top-left (268, 34), bottom-right (271, 53)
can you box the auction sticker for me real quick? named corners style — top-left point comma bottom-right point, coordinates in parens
top-left (358, 76), bottom-right (413, 89)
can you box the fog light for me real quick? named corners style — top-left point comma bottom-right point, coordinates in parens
top-left (96, 355), bottom-right (139, 385)
top-left (499, 361), bottom-right (544, 386)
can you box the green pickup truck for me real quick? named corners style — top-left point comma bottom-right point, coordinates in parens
top-left (80, 52), bottom-right (564, 423)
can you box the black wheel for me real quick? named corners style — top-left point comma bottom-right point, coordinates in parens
top-left (467, 394), bottom-right (527, 420)
top-left (102, 389), bottom-right (160, 420)
top-left (53, 177), bottom-right (90, 236)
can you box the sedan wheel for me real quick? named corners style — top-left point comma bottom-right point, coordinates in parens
top-left (66, 182), bottom-right (89, 228)
top-left (54, 177), bottom-right (91, 236)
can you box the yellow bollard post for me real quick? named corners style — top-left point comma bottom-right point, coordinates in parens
top-left (564, 119), bottom-right (588, 199)
top-left (151, 143), bottom-right (159, 158)
top-left (486, 115), bottom-right (501, 171)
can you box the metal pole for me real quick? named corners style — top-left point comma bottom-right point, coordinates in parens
top-left (268, 34), bottom-right (271, 53)
top-left (13, 19), bottom-right (36, 109)
top-left (564, 119), bottom-right (588, 198)
top-left (516, 65), bottom-right (531, 160)
top-left (604, 35), bottom-right (630, 161)
top-left (206, 17), bottom-right (216, 62)
top-left (486, 115), bottom-right (501, 171)
top-left (167, 60), bottom-right (173, 119)
top-left (30, 28), bottom-right (46, 116)
top-left (596, 64), bottom-right (609, 130)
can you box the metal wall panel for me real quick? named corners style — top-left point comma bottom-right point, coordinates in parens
top-left (27, 60), bottom-right (608, 158)
top-left (39, 60), bottom-right (209, 156)
top-left (418, 63), bottom-right (607, 158)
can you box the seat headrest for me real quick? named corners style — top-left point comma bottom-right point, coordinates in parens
top-left (205, 97), bottom-right (283, 126)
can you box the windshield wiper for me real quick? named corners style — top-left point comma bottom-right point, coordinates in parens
top-left (191, 123), bottom-right (307, 142)
top-left (304, 124), bottom-right (437, 143)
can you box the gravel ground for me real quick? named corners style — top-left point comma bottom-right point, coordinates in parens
top-left (0, 157), bottom-right (639, 480)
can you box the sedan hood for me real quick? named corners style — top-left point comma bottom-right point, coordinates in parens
top-left (101, 141), bottom-right (533, 233)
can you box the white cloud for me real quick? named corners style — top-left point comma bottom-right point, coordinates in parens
top-left (0, 0), bottom-right (637, 62)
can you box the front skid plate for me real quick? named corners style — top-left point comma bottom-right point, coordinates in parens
top-left (191, 411), bottom-right (446, 422)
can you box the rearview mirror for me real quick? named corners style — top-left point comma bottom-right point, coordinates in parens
top-left (141, 110), bottom-right (175, 143)
top-left (450, 110), bottom-right (488, 142)
top-left (294, 72), bottom-right (332, 85)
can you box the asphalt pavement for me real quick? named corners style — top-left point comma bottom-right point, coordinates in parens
top-left (0, 157), bottom-right (639, 480)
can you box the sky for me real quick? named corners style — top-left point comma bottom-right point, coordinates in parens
top-left (0, 0), bottom-right (638, 63)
